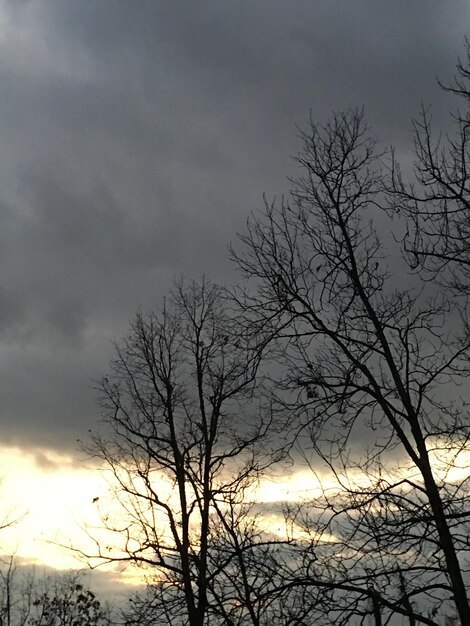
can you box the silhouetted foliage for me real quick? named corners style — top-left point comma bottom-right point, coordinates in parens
top-left (29, 583), bottom-right (108, 626)
top-left (0, 562), bottom-right (111, 626)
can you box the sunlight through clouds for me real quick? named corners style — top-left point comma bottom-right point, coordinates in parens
top-left (0, 438), bottom-right (468, 585)
top-left (0, 446), bottom-right (108, 571)
top-left (0, 446), bottom-right (328, 573)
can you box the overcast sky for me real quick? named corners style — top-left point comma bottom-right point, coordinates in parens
top-left (0, 0), bottom-right (468, 450)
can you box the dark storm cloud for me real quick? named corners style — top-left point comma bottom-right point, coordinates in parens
top-left (0, 0), bottom-right (467, 448)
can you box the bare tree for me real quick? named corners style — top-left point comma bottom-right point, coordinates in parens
top-left (122, 499), bottom-right (307, 626)
top-left (84, 279), bottom-right (287, 626)
top-left (232, 108), bottom-right (470, 624)
top-left (389, 39), bottom-right (470, 296)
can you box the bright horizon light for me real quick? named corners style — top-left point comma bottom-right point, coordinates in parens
top-left (0, 440), bottom-right (468, 585)
top-left (0, 445), bottom-right (325, 577)
top-left (0, 446), bottom-right (118, 572)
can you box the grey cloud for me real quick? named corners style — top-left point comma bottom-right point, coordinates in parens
top-left (0, 0), bottom-right (467, 449)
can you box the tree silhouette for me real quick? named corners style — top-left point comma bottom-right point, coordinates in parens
top-left (233, 106), bottom-right (470, 624)
top-left (83, 279), bottom-right (288, 626)
top-left (390, 39), bottom-right (470, 298)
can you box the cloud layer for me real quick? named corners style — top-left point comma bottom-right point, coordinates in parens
top-left (0, 0), bottom-right (467, 448)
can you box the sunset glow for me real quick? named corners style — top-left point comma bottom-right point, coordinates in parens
top-left (1, 440), bottom-right (468, 580)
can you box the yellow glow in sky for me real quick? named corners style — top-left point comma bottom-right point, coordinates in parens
top-left (0, 441), bottom-right (467, 581)
top-left (0, 446), bottom-right (325, 574)
top-left (0, 446), bottom-right (108, 571)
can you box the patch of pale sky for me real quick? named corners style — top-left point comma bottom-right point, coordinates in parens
top-left (0, 447), bottom-right (103, 568)
top-left (0, 447), bottom-right (326, 572)
top-left (0, 440), bottom-right (467, 582)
